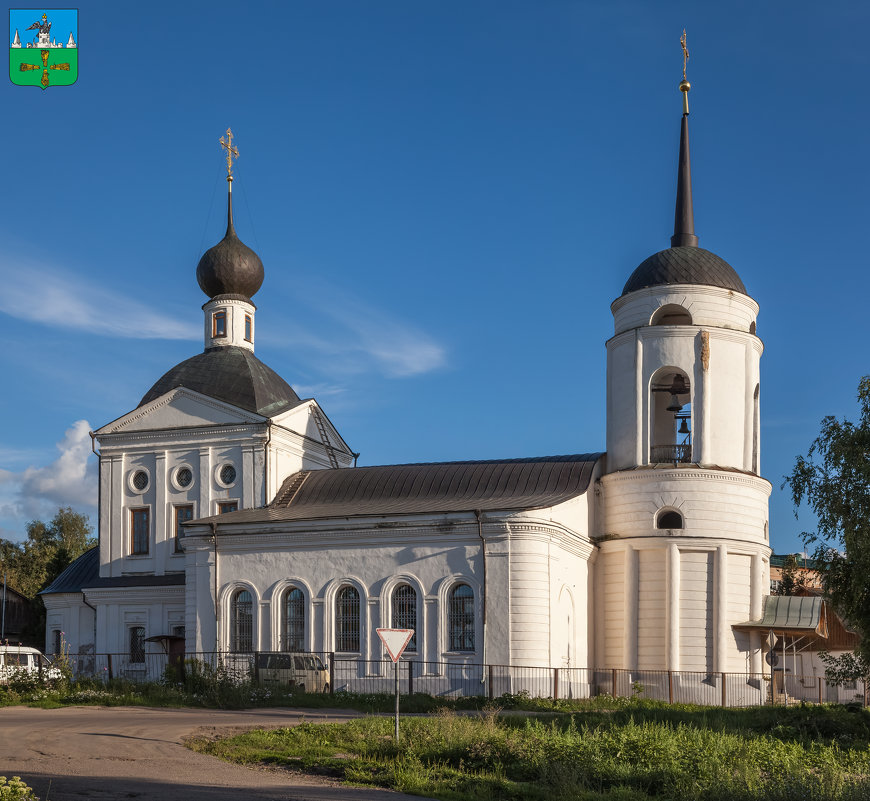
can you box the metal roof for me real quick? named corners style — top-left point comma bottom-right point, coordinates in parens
top-left (40, 547), bottom-right (184, 595)
top-left (622, 246), bottom-right (747, 297)
top-left (198, 453), bottom-right (603, 527)
top-left (138, 345), bottom-right (302, 417)
top-left (733, 595), bottom-right (827, 636)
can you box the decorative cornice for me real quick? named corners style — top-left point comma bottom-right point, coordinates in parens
top-left (611, 284), bottom-right (759, 315)
top-left (600, 468), bottom-right (772, 495)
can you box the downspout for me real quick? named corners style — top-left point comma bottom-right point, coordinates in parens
top-left (263, 423), bottom-right (272, 504)
top-left (210, 521), bottom-right (219, 650)
top-left (81, 592), bottom-right (97, 653)
top-left (474, 509), bottom-right (487, 683)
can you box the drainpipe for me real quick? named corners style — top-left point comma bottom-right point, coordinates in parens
top-left (210, 521), bottom-right (219, 650)
top-left (474, 509), bottom-right (487, 683)
top-left (81, 593), bottom-right (97, 653)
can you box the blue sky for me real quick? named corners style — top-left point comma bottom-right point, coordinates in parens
top-left (1, 1), bottom-right (867, 554)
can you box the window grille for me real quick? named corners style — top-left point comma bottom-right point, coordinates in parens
top-left (174, 505), bottom-right (193, 552)
top-left (448, 584), bottom-right (475, 652)
top-left (283, 588), bottom-right (305, 651)
top-left (176, 467), bottom-right (192, 487)
top-left (52, 629), bottom-right (62, 655)
top-left (230, 590), bottom-right (253, 652)
top-left (131, 508), bottom-right (149, 555)
top-left (335, 585), bottom-right (360, 652)
top-left (172, 624), bottom-right (185, 639)
top-left (391, 584), bottom-right (417, 651)
top-left (129, 626), bottom-right (145, 663)
top-left (132, 470), bottom-right (148, 491)
top-left (220, 464), bottom-right (236, 485)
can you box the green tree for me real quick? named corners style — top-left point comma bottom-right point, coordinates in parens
top-left (785, 376), bottom-right (870, 669)
top-left (772, 554), bottom-right (810, 596)
top-left (0, 507), bottom-right (95, 644)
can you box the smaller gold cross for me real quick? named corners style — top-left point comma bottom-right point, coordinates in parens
top-left (680, 30), bottom-right (689, 81)
top-left (219, 128), bottom-right (239, 179)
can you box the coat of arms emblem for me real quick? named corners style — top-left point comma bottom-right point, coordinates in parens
top-left (9, 9), bottom-right (77, 89)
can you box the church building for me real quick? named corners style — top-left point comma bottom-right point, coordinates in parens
top-left (42, 76), bottom-right (771, 682)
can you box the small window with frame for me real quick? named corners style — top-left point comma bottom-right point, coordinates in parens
top-left (213, 310), bottom-right (227, 338)
top-left (174, 505), bottom-right (193, 553)
top-left (131, 508), bottom-right (150, 555)
top-left (218, 501), bottom-right (238, 515)
top-left (244, 314), bottom-right (252, 342)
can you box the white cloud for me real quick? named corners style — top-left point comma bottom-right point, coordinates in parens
top-left (0, 421), bottom-right (97, 540)
top-left (0, 258), bottom-right (199, 340)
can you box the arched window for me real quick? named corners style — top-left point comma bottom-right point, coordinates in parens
top-left (749, 321), bottom-right (757, 335)
top-left (335, 585), bottom-right (360, 652)
top-left (650, 368), bottom-right (692, 464)
top-left (391, 584), bottom-right (417, 651)
top-left (448, 584), bottom-right (475, 652)
top-left (283, 587), bottom-right (305, 652)
top-left (230, 589), bottom-right (253, 652)
top-left (650, 304), bottom-right (692, 326)
top-left (656, 509), bottom-right (684, 530)
top-left (752, 384), bottom-right (760, 475)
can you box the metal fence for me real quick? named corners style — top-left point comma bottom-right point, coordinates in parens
top-left (39, 651), bottom-right (866, 707)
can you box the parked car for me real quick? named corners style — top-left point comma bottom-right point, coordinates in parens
top-left (0, 645), bottom-right (62, 683)
top-left (256, 652), bottom-right (329, 693)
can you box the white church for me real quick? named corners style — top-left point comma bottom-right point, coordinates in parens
top-left (42, 75), bottom-right (773, 683)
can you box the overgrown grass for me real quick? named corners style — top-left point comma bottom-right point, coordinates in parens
top-left (189, 705), bottom-right (870, 801)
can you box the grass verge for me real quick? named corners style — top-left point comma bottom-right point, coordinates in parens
top-left (188, 704), bottom-right (870, 801)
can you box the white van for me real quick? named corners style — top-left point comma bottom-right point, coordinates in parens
top-left (0, 645), bottom-right (61, 683)
top-left (256, 653), bottom-right (330, 694)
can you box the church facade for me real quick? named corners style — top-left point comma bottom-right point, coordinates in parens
top-left (42, 82), bottom-right (771, 680)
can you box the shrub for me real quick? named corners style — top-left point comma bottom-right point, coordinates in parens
top-left (0, 776), bottom-right (39, 800)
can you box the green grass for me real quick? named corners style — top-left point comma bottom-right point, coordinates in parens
top-left (188, 704), bottom-right (870, 801)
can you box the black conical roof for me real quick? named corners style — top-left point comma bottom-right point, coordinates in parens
top-left (139, 346), bottom-right (301, 417)
top-left (196, 189), bottom-right (264, 300)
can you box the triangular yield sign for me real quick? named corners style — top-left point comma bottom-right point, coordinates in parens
top-left (376, 628), bottom-right (414, 662)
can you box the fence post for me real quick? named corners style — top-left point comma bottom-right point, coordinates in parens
top-left (668, 670), bottom-right (674, 704)
top-left (253, 651), bottom-right (260, 683)
top-left (407, 659), bottom-right (413, 696)
top-left (612, 668), bottom-right (618, 697)
top-left (553, 667), bottom-right (559, 700)
top-left (721, 672), bottom-right (726, 707)
top-left (818, 676), bottom-right (823, 705)
top-left (328, 652), bottom-right (335, 695)
top-left (488, 664), bottom-right (494, 700)
top-left (107, 653), bottom-right (113, 681)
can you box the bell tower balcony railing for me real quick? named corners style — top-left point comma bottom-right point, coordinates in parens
top-left (650, 444), bottom-right (692, 464)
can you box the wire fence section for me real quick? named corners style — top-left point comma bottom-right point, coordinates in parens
top-left (52, 652), bottom-right (866, 707)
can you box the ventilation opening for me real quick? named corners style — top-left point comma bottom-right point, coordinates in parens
top-left (651, 304), bottom-right (692, 326)
top-left (749, 321), bottom-right (757, 335)
top-left (657, 510), bottom-right (684, 529)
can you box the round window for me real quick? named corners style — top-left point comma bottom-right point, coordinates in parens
top-left (220, 464), bottom-right (236, 486)
top-left (132, 471), bottom-right (149, 491)
top-left (176, 467), bottom-right (193, 488)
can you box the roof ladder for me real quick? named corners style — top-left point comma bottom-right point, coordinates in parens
top-left (311, 407), bottom-right (340, 469)
top-left (275, 470), bottom-right (310, 506)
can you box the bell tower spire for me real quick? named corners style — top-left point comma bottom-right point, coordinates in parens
top-left (671, 31), bottom-right (698, 249)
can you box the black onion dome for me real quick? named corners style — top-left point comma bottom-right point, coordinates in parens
top-left (622, 246), bottom-right (747, 297)
top-left (196, 191), bottom-right (264, 299)
top-left (139, 346), bottom-right (301, 417)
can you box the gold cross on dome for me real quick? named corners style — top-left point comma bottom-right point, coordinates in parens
top-left (680, 29), bottom-right (689, 80)
top-left (219, 128), bottom-right (239, 179)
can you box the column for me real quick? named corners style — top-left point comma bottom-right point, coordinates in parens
top-left (667, 543), bottom-right (680, 670)
top-left (635, 333), bottom-right (644, 465)
top-left (624, 546), bottom-right (638, 670)
top-left (715, 545), bottom-right (728, 672)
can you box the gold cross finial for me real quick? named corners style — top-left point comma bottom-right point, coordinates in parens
top-left (219, 128), bottom-right (239, 182)
top-left (680, 29), bottom-right (689, 81)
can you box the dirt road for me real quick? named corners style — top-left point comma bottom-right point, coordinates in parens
top-left (0, 706), bottom-right (434, 801)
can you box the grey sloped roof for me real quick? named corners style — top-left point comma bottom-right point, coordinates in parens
top-left (198, 453), bottom-right (603, 527)
top-left (41, 547), bottom-right (184, 594)
top-left (622, 246), bottom-right (747, 297)
top-left (733, 595), bottom-right (825, 634)
top-left (138, 346), bottom-right (302, 417)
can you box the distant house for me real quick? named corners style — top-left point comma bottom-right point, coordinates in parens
top-left (1, 585), bottom-right (37, 645)
top-left (769, 553), bottom-right (822, 594)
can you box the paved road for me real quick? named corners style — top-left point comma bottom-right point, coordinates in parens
top-left (0, 706), bottom-right (435, 801)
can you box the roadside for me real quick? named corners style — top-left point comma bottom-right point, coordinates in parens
top-left (0, 705), bottom-right (436, 801)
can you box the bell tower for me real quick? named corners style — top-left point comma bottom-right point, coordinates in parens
top-left (596, 34), bottom-right (771, 680)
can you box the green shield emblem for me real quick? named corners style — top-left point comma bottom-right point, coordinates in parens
top-left (9, 9), bottom-right (77, 89)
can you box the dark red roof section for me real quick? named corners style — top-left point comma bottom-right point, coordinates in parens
top-left (202, 454), bottom-right (603, 526)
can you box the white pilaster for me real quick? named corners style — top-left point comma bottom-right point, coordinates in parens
top-left (667, 543), bottom-right (680, 670)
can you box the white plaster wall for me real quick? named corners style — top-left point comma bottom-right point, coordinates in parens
top-left (679, 550), bottom-right (713, 671)
top-left (611, 285), bottom-right (758, 336)
top-left (600, 469), bottom-right (770, 544)
top-left (601, 550), bottom-right (625, 668)
top-left (726, 553), bottom-right (752, 672)
top-left (637, 548), bottom-right (666, 668)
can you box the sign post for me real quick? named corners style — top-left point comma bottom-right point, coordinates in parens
top-left (376, 628), bottom-right (414, 743)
